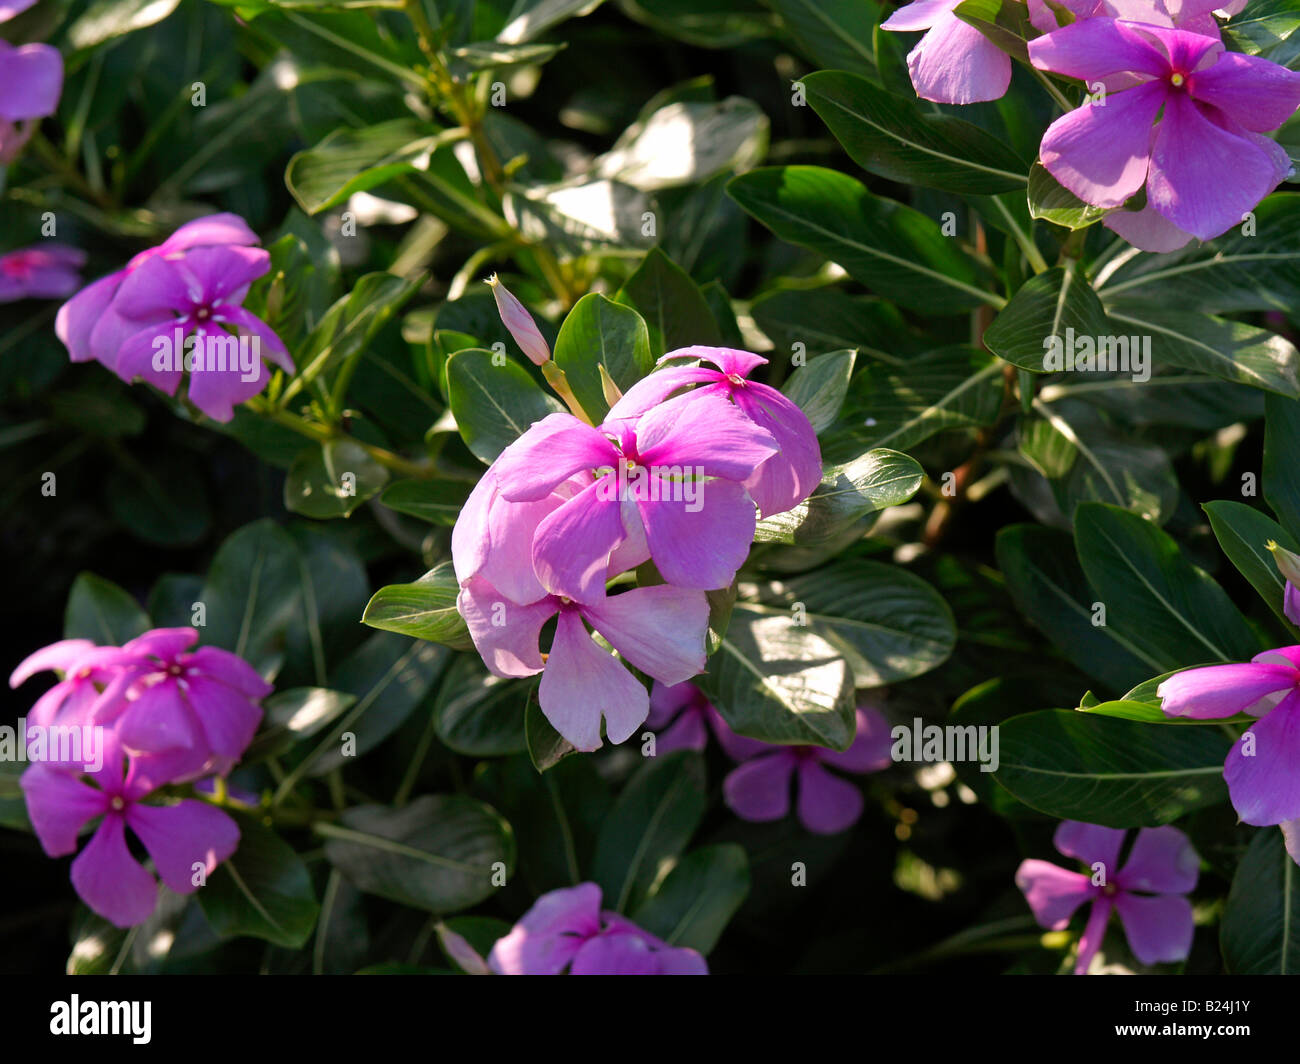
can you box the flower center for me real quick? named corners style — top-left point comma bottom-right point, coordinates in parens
top-left (1169, 72), bottom-right (1186, 88)
top-left (110, 796), bottom-right (126, 812)
top-left (194, 305), bottom-right (213, 322)
top-left (1102, 881), bottom-right (1119, 897)
top-left (726, 372), bottom-right (745, 387)
top-left (167, 663), bottom-right (185, 677)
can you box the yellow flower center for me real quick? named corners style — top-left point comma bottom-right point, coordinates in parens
top-left (1170, 72), bottom-right (1186, 87)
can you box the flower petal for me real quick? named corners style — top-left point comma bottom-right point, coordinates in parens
top-left (569, 932), bottom-right (661, 974)
top-left (723, 752), bottom-right (796, 822)
top-left (1116, 825), bottom-right (1200, 894)
top-left (19, 765), bottom-right (108, 856)
top-left (636, 478), bottom-right (757, 590)
top-left (457, 576), bottom-right (552, 678)
top-left (1055, 820), bottom-right (1126, 875)
top-left (9, 638), bottom-right (97, 687)
top-left (126, 800), bottom-right (240, 895)
top-left (1158, 662), bottom-right (1297, 719)
top-left (1103, 204), bottom-right (1196, 253)
top-left (905, 12), bottom-right (1013, 105)
top-left (582, 584), bottom-right (709, 685)
top-left (487, 882), bottom-right (603, 975)
top-left (492, 413), bottom-right (615, 502)
top-left (538, 608), bottom-right (648, 750)
top-left (0, 42), bottom-right (63, 120)
top-left (1147, 93), bottom-right (1280, 240)
top-left (1224, 689), bottom-right (1300, 825)
top-left (531, 478), bottom-right (627, 601)
top-left (1028, 17), bottom-right (1171, 81)
top-left (633, 390), bottom-right (778, 481)
top-left (1015, 859), bottom-right (1095, 929)
top-left (1190, 51), bottom-right (1300, 133)
top-left (1038, 81), bottom-right (1167, 208)
top-left (796, 759), bottom-right (864, 834)
top-left (818, 706), bottom-right (894, 773)
top-left (1114, 892), bottom-right (1195, 965)
top-left (734, 382), bottom-right (822, 517)
top-left (70, 815), bottom-right (159, 928)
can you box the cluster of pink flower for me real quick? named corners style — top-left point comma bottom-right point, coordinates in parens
top-left (11, 629), bottom-right (269, 927)
top-left (884, 0), bottom-right (1300, 250)
top-left (452, 293), bottom-right (823, 752)
top-left (54, 213), bottom-right (292, 422)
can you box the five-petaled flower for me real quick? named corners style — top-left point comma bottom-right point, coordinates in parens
top-left (1017, 821), bottom-right (1200, 974)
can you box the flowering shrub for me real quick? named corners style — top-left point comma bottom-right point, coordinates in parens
top-left (5, 0), bottom-right (1300, 980)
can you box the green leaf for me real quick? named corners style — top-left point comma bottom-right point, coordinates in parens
top-left (996, 524), bottom-right (1160, 693)
top-left (362, 561), bottom-right (472, 650)
top-left (286, 118), bottom-right (445, 214)
top-left (1028, 163), bottom-right (1107, 229)
top-left (1204, 500), bottom-right (1300, 631)
top-left (378, 478), bottom-right (470, 525)
top-left (781, 348), bottom-right (856, 433)
top-left (1265, 390), bottom-right (1300, 541)
top-left (700, 603), bottom-right (856, 748)
top-left (200, 519), bottom-right (302, 676)
top-left (1073, 502), bottom-right (1261, 670)
top-left (728, 167), bottom-right (996, 313)
top-left (243, 687), bottom-right (356, 762)
top-left (633, 844), bottom-right (750, 953)
top-left (321, 795), bottom-right (515, 913)
top-left (750, 288), bottom-right (919, 366)
top-left (764, 0), bottom-right (879, 72)
top-left (106, 454), bottom-right (212, 546)
top-left (446, 41), bottom-right (564, 78)
top-left (554, 293), bottom-right (654, 421)
top-left (1099, 305), bottom-right (1300, 398)
top-left (292, 273), bottom-right (422, 399)
top-left (445, 347), bottom-right (564, 464)
top-left (63, 573), bottom-right (151, 644)
top-left (747, 560), bottom-right (955, 686)
top-left (199, 818), bottom-right (320, 949)
top-left (1094, 194), bottom-right (1300, 314)
top-left (823, 347), bottom-right (1004, 460)
top-left (1221, 828), bottom-right (1300, 974)
top-left (992, 710), bottom-right (1231, 826)
top-left (496, 0), bottom-right (610, 43)
top-left (284, 439), bottom-right (390, 518)
top-left (754, 447), bottom-right (923, 548)
top-left (803, 69), bottom-right (1028, 194)
top-left (66, 0), bottom-right (183, 49)
top-left (525, 692), bottom-right (576, 772)
top-left (983, 265), bottom-right (1109, 372)
top-left (615, 248), bottom-right (721, 356)
top-left (591, 751), bottom-right (708, 913)
top-left (433, 656), bottom-right (529, 757)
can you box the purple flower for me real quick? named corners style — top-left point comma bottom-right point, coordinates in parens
top-left (103, 244), bottom-right (293, 422)
top-left (21, 731), bottom-right (240, 928)
top-left (0, 245), bottom-right (85, 303)
top-left (1157, 647), bottom-right (1300, 826)
top-left (606, 346), bottom-right (822, 518)
top-left (55, 212), bottom-right (259, 372)
top-left (1287, 582), bottom-right (1300, 627)
top-left (1017, 821), bottom-right (1199, 974)
top-left (488, 883), bottom-right (708, 974)
top-left (722, 706), bottom-right (893, 834)
top-left (488, 274), bottom-right (550, 366)
top-left (647, 680), bottom-right (768, 759)
top-left (458, 576), bottom-right (707, 751)
top-left (489, 393), bottom-right (778, 599)
top-left (1025, 0), bottom-right (1236, 37)
top-left (10, 638), bottom-right (128, 735)
top-left (90, 627), bottom-right (269, 783)
top-left (882, 0), bottom-right (1012, 105)
top-left (1029, 19), bottom-right (1300, 247)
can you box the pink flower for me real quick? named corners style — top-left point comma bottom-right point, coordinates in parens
top-left (89, 627), bottom-right (270, 783)
top-left (1017, 821), bottom-right (1199, 974)
top-left (1029, 19), bottom-right (1300, 248)
top-left (56, 212), bottom-right (259, 372)
top-left (0, 39), bottom-right (62, 122)
top-left (882, 0), bottom-right (1012, 105)
top-left (1157, 647), bottom-right (1300, 826)
top-left (0, 0), bottom-right (39, 21)
top-left (458, 576), bottom-right (707, 751)
top-left (0, 245), bottom-right (85, 303)
top-left (488, 883), bottom-right (708, 974)
top-left (606, 346), bottom-right (822, 518)
top-left (9, 638), bottom-right (128, 739)
top-left (722, 706), bottom-right (893, 834)
top-left (108, 244), bottom-right (293, 421)
top-left (21, 731), bottom-right (240, 928)
top-left (489, 394), bottom-right (778, 600)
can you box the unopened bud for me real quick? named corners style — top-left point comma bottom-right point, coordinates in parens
top-left (1267, 540), bottom-right (1300, 586)
top-left (487, 274), bottom-right (550, 366)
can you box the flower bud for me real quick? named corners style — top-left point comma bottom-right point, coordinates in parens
top-left (487, 274), bottom-right (550, 366)
top-left (1267, 540), bottom-right (1300, 586)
